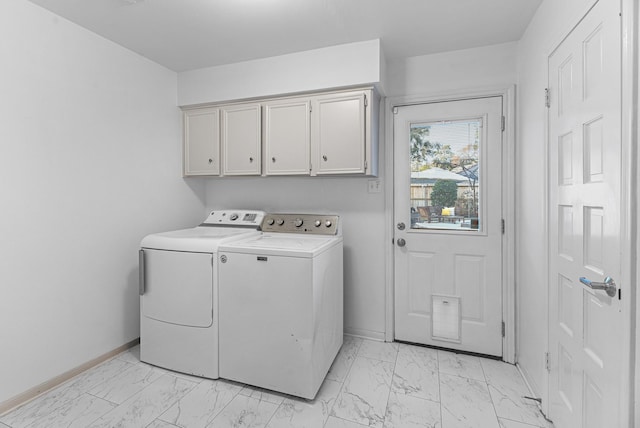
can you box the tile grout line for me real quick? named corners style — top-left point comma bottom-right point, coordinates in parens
top-left (262, 392), bottom-right (285, 428)
top-left (199, 380), bottom-right (246, 427)
top-left (322, 337), bottom-right (364, 428)
top-left (437, 350), bottom-right (444, 428)
top-left (381, 343), bottom-right (400, 427)
top-left (479, 359), bottom-right (503, 427)
top-left (0, 357), bottom-right (134, 428)
top-left (88, 372), bottom-right (199, 427)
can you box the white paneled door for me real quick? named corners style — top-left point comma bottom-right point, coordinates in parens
top-left (394, 97), bottom-right (504, 356)
top-left (547, 0), bottom-right (623, 427)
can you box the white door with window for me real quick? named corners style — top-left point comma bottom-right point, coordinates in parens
top-left (393, 97), bottom-right (504, 356)
top-left (547, 0), bottom-right (624, 426)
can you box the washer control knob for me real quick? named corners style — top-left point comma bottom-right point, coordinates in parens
top-left (276, 218), bottom-right (285, 226)
top-left (325, 220), bottom-right (332, 228)
top-left (294, 218), bottom-right (303, 227)
top-left (314, 220), bottom-right (322, 227)
top-left (230, 213), bottom-right (239, 221)
top-left (266, 218), bottom-right (275, 226)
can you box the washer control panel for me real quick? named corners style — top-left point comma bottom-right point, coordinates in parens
top-left (261, 214), bottom-right (339, 235)
top-left (201, 210), bottom-right (266, 227)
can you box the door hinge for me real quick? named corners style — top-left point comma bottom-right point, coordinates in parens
top-left (501, 321), bottom-right (505, 337)
top-left (392, 106), bottom-right (398, 115)
top-left (545, 352), bottom-right (551, 372)
top-left (501, 219), bottom-right (505, 234)
top-left (364, 94), bottom-right (368, 107)
top-left (544, 88), bottom-right (550, 108)
top-left (501, 116), bottom-right (505, 132)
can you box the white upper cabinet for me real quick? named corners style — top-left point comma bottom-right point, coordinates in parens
top-left (264, 99), bottom-right (310, 176)
top-left (182, 87), bottom-right (378, 177)
top-left (183, 107), bottom-right (220, 176)
top-left (221, 103), bottom-right (262, 176)
top-left (311, 91), bottom-right (368, 175)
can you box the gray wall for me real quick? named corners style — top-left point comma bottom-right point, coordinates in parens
top-left (0, 0), bottom-right (206, 404)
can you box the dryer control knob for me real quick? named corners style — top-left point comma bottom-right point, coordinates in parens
top-left (230, 213), bottom-right (239, 221)
top-left (294, 218), bottom-right (303, 227)
top-left (325, 220), bottom-right (332, 228)
top-left (314, 220), bottom-right (322, 227)
top-left (276, 218), bottom-right (285, 226)
top-left (266, 218), bottom-right (275, 226)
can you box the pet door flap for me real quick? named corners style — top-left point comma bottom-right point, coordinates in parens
top-left (431, 295), bottom-right (461, 342)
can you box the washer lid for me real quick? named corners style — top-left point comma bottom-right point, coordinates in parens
top-left (141, 227), bottom-right (261, 252)
top-left (219, 233), bottom-right (343, 258)
top-left (141, 209), bottom-right (265, 252)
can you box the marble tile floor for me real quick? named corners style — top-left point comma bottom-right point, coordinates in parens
top-left (0, 337), bottom-right (554, 428)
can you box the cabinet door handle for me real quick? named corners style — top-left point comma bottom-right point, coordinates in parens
top-left (208, 158), bottom-right (213, 164)
top-left (249, 157), bottom-right (254, 163)
top-left (322, 155), bottom-right (328, 161)
top-left (272, 157), bottom-right (276, 162)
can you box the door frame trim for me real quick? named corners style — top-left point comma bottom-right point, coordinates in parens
top-left (618, 0), bottom-right (635, 424)
top-left (384, 85), bottom-right (516, 364)
top-left (622, 2), bottom-right (638, 427)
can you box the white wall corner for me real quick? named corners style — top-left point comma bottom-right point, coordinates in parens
top-left (177, 39), bottom-right (383, 106)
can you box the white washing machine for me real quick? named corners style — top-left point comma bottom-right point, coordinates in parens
top-left (217, 213), bottom-right (343, 399)
top-left (139, 209), bottom-right (265, 379)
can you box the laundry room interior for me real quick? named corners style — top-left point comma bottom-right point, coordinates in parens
top-left (1, 0), bottom-right (638, 427)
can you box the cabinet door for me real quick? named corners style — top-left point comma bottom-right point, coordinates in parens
top-left (183, 108), bottom-right (220, 176)
top-left (311, 92), bottom-right (366, 175)
top-left (221, 103), bottom-right (261, 175)
top-left (265, 100), bottom-right (310, 175)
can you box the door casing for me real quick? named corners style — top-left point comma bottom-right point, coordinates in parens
top-left (384, 86), bottom-right (516, 364)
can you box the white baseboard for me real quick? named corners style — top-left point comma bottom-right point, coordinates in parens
top-left (344, 327), bottom-right (386, 342)
top-left (516, 362), bottom-right (551, 422)
top-left (0, 338), bottom-right (140, 416)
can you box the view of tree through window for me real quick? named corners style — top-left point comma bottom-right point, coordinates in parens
top-left (409, 119), bottom-right (481, 231)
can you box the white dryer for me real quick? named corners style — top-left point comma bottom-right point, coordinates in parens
top-left (217, 213), bottom-right (343, 399)
top-left (139, 210), bottom-right (265, 379)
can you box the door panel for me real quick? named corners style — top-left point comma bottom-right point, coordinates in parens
top-left (264, 99), bottom-right (310, 175)
top-left (547, 0), bottom-right (622, 426)
top-left (394, 97), bottom-right (503, 356)
top-left (183, 107), bottom-right (220, 175)
top-left (141, 249), bottom-right (213, 327)
top-left (311, 92), bottom-right (366, 174)
top-left (221, 103), bottom-right (261, 175)
top-left (218, 252), bottom-right (313, 395)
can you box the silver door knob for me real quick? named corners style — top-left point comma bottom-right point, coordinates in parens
top-left (579, 276), bottom-right (617, 297)
top-left (397, 222), bottom-right (405, 230)
top-left (397, 238), bottom-right (406, 247)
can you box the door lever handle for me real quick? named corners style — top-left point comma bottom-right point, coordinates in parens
top-left (579, 276), bottom-right (616, 297)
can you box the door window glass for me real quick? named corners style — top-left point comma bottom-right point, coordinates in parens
top-left (410, 118), bottom-right (482, 231)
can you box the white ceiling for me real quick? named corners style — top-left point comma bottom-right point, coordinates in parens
top-left (27, 0), bottom-right (542, 72)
